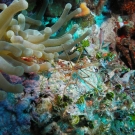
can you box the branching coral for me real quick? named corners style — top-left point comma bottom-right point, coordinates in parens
top-left (95, 0), bottom-right (107, 15)
top-left (0, 0), bottom-right (91, 100)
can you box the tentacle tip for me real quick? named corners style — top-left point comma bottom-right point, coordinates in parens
top-left (65, 3), bottom-right (72, 9)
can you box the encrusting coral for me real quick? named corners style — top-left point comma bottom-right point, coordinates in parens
top-left (0, 0), bottom-right (91, 100)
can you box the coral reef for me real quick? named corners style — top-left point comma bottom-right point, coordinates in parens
top-left (0, 0), bottom-right (91, 100)
top-left (0, 0), bottom-right (135, 135)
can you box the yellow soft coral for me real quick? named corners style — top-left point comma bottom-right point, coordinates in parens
top-left (75, 2), bottom-right (90, 17)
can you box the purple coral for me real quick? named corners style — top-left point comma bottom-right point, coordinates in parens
top-left (0, 0), bottom-right (14, 6)
top-left (0, 72), bottom-right (41, 134)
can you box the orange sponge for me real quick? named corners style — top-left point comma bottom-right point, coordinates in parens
top-left (75, 2), bottom-right (90, 17)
